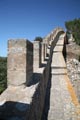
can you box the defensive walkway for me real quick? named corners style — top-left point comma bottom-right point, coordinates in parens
top-left (47, 34), bottom-right (80, 120)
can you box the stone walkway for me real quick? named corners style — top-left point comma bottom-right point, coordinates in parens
top-left (47, 34), bottom-right (80, 120)
top-left (48, 74), bottom-right (80, 120)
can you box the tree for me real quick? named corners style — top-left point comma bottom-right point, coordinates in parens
top-left (34, 37), bottom-right (43, 42)
top-left (65, 18), bottom-right (80, 45)
top-left (0, 57), bottom-right (7, 94)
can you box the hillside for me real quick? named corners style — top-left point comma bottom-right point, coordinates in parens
top-left (66, 40), bottom-right (80, 102)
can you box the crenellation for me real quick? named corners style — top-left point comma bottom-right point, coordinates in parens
top-left (7, 39), bottom-right (33, 86)
top-left (41, 43), bottom-right (45, 63)
top-left (33, 41), bottom-right (41, 71)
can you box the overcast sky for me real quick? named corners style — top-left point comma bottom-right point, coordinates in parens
top-left (0, 0), bottom-right (80, 56)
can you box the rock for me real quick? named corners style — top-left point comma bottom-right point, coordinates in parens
top-left (72, 59), bottom-right (79, 65)
top-left (66, 56), bottom-right (80, 102)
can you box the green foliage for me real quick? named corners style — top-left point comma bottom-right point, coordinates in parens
top-left (65, 18), bottom-right (80, 45)
top-left (0, 57), bottom-right (7, 94)
top-left (34, 37), bottom-right (43, 42)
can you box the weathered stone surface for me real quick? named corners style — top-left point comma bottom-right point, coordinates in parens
top-left (7, 39), bottom-right (33, 86)
top-left (41, 43), bottom-right (45, 63)
top-left (33, 41), bottom-right (41, 71)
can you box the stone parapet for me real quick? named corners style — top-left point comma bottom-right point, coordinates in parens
top-left (7, 39), bottom-right (33, 86)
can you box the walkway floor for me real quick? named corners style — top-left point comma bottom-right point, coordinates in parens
top-left (47, 34), bottom-right (80, 120)
top-left (48, 74), bottom-right (80, 120)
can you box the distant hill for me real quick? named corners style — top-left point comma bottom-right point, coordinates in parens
top-left (0, 57), bottom-right (7, 94)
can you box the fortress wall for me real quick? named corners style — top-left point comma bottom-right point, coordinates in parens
top-left (0, 28), bottom-right (65, 120)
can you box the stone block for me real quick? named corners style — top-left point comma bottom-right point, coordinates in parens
top-left (7, 39), bottom-right (33, 86)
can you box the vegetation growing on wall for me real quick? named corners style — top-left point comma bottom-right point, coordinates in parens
top-left (34, 37), bottom-right (43, 42)
top-left (0, 57), bottom-right (7, 94)
top-left (65, 18), bottom-right (80, 45)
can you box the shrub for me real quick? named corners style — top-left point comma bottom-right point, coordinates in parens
top-left (65, 18), bottom-right (80, 45)
top-left (34, 37), bottom-right (43, 42)
top-left (0, 57), bottom-right (7, 94)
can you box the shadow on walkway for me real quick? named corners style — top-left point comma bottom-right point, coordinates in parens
top-left (0, 101), bottom-right (30, 120)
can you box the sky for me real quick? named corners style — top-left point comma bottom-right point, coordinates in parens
top-left (0, 0), bottom-right (80, 57)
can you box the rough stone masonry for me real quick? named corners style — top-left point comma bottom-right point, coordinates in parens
top-left (7, 39), bottom-right (33, 86)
